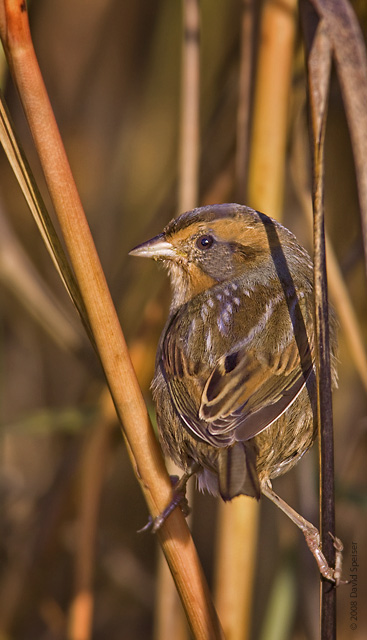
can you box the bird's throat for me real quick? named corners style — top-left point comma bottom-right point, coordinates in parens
top-left (167, 261), bottom-right (217, 310)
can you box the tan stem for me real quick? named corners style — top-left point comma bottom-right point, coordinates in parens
top-left (247, 0), bottom-right (297, 219)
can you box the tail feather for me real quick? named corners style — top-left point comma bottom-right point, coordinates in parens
top-left (218, 442), bottom-right (260, 501)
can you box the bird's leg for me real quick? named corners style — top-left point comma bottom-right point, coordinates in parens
top-left (261, 480), bottom-right (346, 586)
top-left (138, 464), bottom-right (199, 534)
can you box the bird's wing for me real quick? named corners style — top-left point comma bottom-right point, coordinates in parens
top-left (160, 292), bottom-right (314, 448)
top-left (200, 337), bottom-right (313, 443)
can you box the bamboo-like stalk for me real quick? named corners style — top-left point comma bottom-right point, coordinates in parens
top-left (215, 2), bottom-right (298, 638)
top-left (154, 460), bottom-right (190, 640)
top-left (68, 389), bottom-right (116, 640)
top-left (213, 5), bottom-right (259, 640)
top-left (235, 0), bottom-right (254, 205)
top-left (0, 3), bottom-right (223, 638)
top-left (214, 500), bottom-right (258, 640)
top-left (247, 0), bottom-right (298, 220)
top-left (179, 0), bottom-right (200, 213)
top-left (155, 2), bottom-right (201, 638)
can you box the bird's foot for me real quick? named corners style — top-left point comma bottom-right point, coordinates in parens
top-left (138, 471), bottom-right (193, 534)
top-left (262, 480), bottom-right (347, 585)
top-left (304, 527), bottom-right (347, 586)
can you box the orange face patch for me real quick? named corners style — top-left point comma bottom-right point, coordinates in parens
top-left (208, 219), bottom-right (269, 252)
top-left (186, 262), bottom-right (217, 295)
top-left (166, 216), bottom-right (269, 254)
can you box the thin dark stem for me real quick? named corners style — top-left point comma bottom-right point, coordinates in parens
top-left (313, 193), bottom-right (336, 638)
top-left (300, 2), bottom-right (337, 637)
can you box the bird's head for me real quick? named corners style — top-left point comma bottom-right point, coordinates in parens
top-left (129, 203), bottom-right (305, 309)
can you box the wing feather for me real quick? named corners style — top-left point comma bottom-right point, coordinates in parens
top-left (160, 284), bottom-right (313, 448)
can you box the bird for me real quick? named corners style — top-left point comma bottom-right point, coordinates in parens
top-left (130, 203), bottom-right (343, 583)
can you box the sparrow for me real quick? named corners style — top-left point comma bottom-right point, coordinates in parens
top-left (130, 203), bottom-right (342, 583)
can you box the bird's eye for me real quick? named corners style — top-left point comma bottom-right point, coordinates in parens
top-left (196, 234), bottom-right (214, 250)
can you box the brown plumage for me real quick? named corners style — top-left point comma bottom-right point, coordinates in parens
top-left (130, 203), bottom-right (342, 582)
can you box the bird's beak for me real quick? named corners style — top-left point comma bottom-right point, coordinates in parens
top-left (129, 233), bottom-right (177, 260)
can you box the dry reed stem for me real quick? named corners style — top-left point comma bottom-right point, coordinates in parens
top-left (0, 2), bottom-right (223, 638)
top-left (0, 204), bottom-right (83, 351)
top-left (214, 499), bottom-right (259, 640)
top-left (179, 0), bottom-right (200, 213)
top-left (155, 2), bottom-right (201, 638)
top-left (212, 4), bottom-right (258, 639)
top-left (213, 2), bottom-right (298, 638)
top-left (247, 0), bottom-right (298, 219)
top-left (235, 0), bottom-right (254, 205)
top-left (154, 460), bottom-right (191, 640)
top-left (68, 390), bottom-right (116, 640)
top-left (300, 3), bottom-right (336, 635)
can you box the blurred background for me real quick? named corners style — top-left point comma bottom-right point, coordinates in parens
top-left (0, 1), bottom-right (366, 638)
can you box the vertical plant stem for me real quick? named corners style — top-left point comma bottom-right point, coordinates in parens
top-left (155, 2), bottom-right (201, 637)
top-left (235, 0), bottom-right (254, 205)
top-left (214, 500), bottom-right (258, 640)
top-left (179, 0), bottom-right (200, 213)
top-left (247, 0), bottom-right (297, 219)
top-left (213, 5), bottom-right (258, 639)
top-left (68, 390), bottom-right (116, 640)
top-left (300, 2), bottom-right (336, 636)
top-left (0, 3), bottom-right (223, 637)
top-left (312, 130), bottom-right (336, 636)
top-left (224, 1), bottom-right (297, 636)
top-left (154, 534), bottom-right (188, 640)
